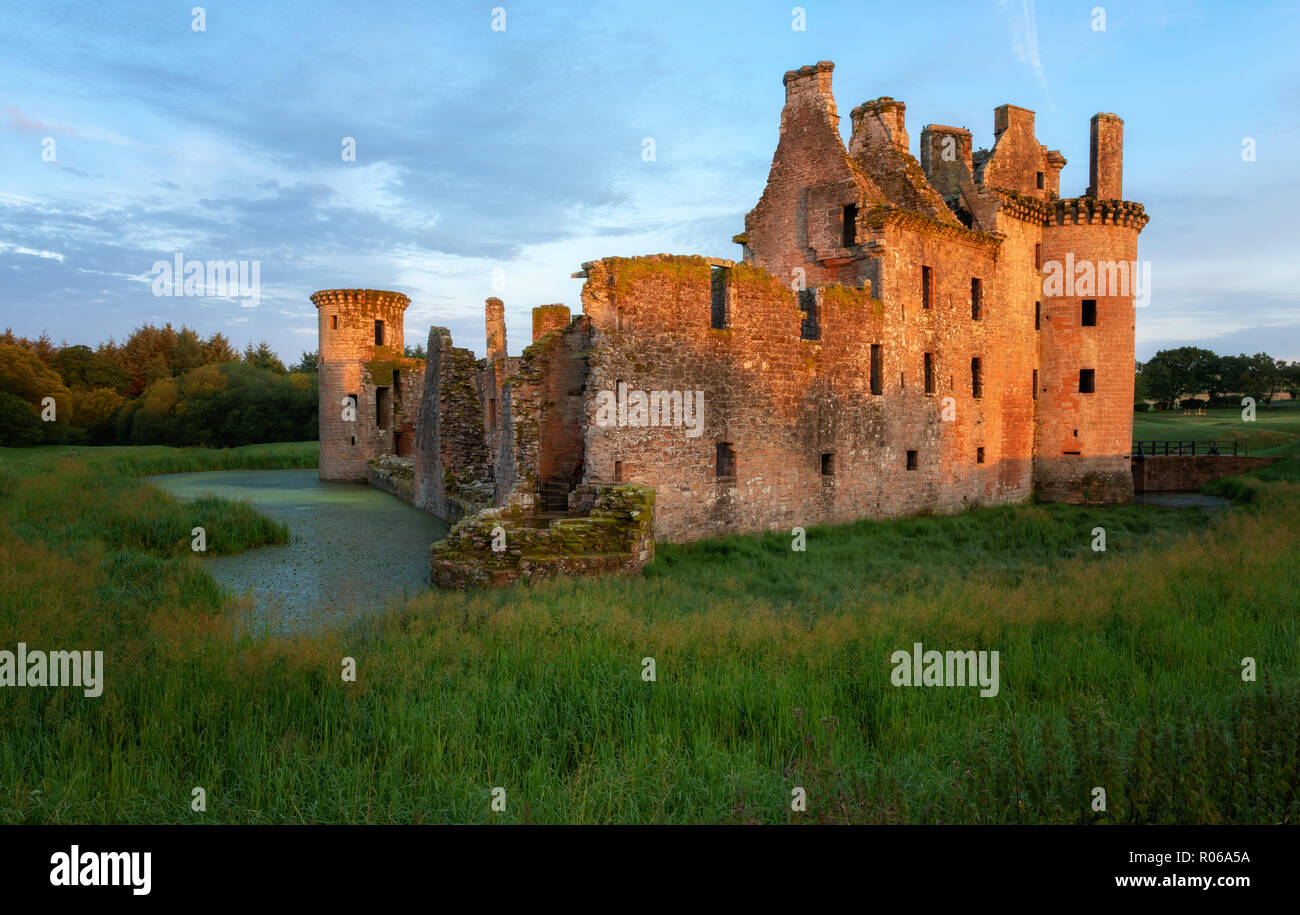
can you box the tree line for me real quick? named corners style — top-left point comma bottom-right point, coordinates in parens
top-left (0, 325), bottom-right (328, 448)
top-left (1135, 348), bottom-right (1299, 410)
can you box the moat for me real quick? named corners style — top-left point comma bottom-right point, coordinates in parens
top-left (144, 469), bottom-right (448, 632)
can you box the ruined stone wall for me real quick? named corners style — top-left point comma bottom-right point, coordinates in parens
top-left (1133, 456), bottom-right (1280, 492)
top-left (496, 318), bottom-right (593, 507)
top-left (532, 305), bottom-right (571, 342)
top-left (413, 327), bottom-right (450, 519)
top-left (431, 483), bottom-right (654, 588)
top-left (579, 251), bottom-right (1033, 542)
top-left (412, 326), bottom-right (489, 523)
top-left (440, 345), bottom-right (488, 484)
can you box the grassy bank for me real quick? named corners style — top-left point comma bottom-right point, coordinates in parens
top-left (0, 440), bottom-right (1296, 824)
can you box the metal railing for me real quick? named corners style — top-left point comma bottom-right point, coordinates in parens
top-left (1131, 440), bottom-right (1246, 458)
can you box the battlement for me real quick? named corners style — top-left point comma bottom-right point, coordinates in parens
top-left (310, 288), bottom-right (411, 312)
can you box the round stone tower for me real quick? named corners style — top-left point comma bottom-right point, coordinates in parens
top-left (311, 288), bottom-right (411, 481)
top-left (1035, 114), bottom-right (1148, 503)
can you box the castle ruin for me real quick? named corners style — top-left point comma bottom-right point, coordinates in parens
top-left (313, 61), bottom-right (1149, 583)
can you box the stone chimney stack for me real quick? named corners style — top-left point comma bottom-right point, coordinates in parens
top-left (781, 60), bottom-right (838, 116)
top-left (919, 124), bottom-right (973, 197)
top-left (849, 97), bottom-right (909, 156)
top-left (1088, 112), bottom-right (1124, 199)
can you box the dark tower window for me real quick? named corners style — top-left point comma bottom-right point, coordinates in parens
top-left (1079, 369), bottom-right (1096, 394)
top-left (921, 266), bottom-right (933, 309)
top-left (799, 288), bottom-right (819, 340)
top-left (977, 446), bottom-right (985, 464)
top-left (1032, 369), bottom-right (1038, 400)
top-left (376, 386), bottom-right (391, 429)
top-left (716, 442), bottom-right (736, 479)
top-left (970, 278), bottom-right (982, 320)
top-left (842, 203), bottom-right (858, 247)
top-left (1034, 243), bottom-right (1042, 270)
top-left (821, 453), bottom-right (835, 475)
top-left (870, 344), bottom-right (883, 395)
top-left (971, 357), bottom-right (983, 399)
top-left (1082, 299), bottom-right (1097, 326)
top-left (924, 353), bottom-right (935, 394)
top-left (1036, 171), bottom-right (1044, 190)
top-left (331, 315), bottom-right (338, 330)
top-left (906, 450), bottom-right (918, 470)
top-left (1035, 300), bottom-right (1041, 330)
top-left (710, 266), bottom-right (729, 329)
top-left (374, 320), bottom-right (385, 346)
top-left (614, 460), bottom-right (624, 482)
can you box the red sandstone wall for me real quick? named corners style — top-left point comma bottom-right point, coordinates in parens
top-left (580, 252), bottom-right (1035, 542)
top-left (1133, 456), bottom-right (1279, 492)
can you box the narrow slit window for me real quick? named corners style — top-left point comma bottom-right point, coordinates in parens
top-left (977, 446), bottom-right (985, 464)
top-left (842, 203), bottom-right (858, 247)
top-left (331, 315), bottom-right (338, 330)
top-left (970, 278), bottom-right (982, 320)
top-left (799, 288), bottom-right (819, 340)
top-left (870, 344), bottom-right (883, 396)
top-left (1082, 299), bottom-right (1097, 327)
top-left (374, 320), bottom-right (385, 346)
top-left (716, 442), bottom-right (736, 479)
top-left (1034, 243), bottom-right (1042, 271)
top-left (1035, 300), bottom-right (1041, 330)
top-left (921, 266), bottom-right (932, 309)
top-left (710, 266), bottom-right (729, 329)
top-left (1036, 171), bottom-right (1044, 190)
top-left (1032, 369), bottom-right (1038, 400)
top-left (906, 450), bottom-right (918, 471)
top-left (971, 357), bottom-right (983, 399)
top-left (924, 353), bottom-right (935, 395)
top-left (1079, 369), bottom-right (1096, 394)
top-left (821, 453), bottom-right (835, 476)
top-left (614, 460), bottom-right (624, 483)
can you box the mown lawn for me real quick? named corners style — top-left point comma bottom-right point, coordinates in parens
top-left (1133, 402), bottom-right (1300, 457)
top-left (0, 438), bottom-right (1296, 824)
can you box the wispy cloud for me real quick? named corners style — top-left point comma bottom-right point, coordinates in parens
top-left (1000, 0), bottom-right (1057, 114)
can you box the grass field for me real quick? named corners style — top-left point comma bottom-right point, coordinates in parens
top-left (1134, 402), bottom-right (1300, 458)
top-left (0, 419), bottom-right (1297, 824)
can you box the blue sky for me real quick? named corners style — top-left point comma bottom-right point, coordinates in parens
top-left (2, 0), bottom-right (1297, 363)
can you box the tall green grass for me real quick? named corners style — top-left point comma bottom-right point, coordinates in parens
top-left (0, 441), bottom-right (1296, 823)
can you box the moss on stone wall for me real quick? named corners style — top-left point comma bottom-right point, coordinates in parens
top-left (364, 346), bottom-right (424, 386)
top-left (431, 483), bottom-right (656, 588)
